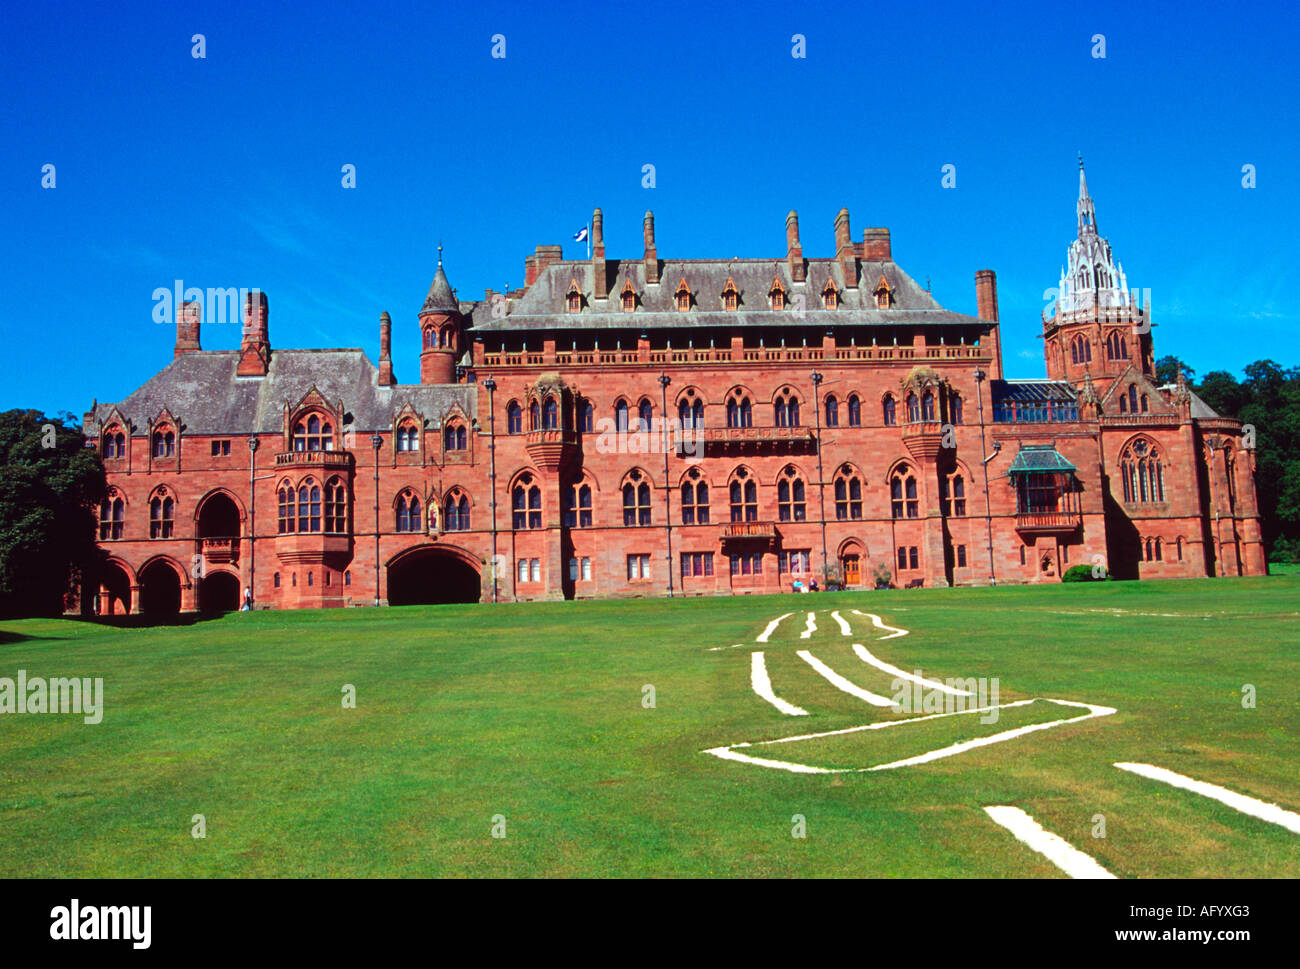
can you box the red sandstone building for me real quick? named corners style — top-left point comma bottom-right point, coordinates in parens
top-left (79, 164), bottom-right (1265, 613)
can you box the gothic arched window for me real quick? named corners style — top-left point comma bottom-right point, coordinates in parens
top-left (680, 468), bottom-right (709, 525)
top-left (149, 492), bottom-right (175, 538)
top-left (396, 491), bottom-right (421, 533)
top-left (506, 401), bottom-right (523, 435)
top-left (99, 492), bottom-right (125, 540)
top-left (512, 475), bottom-right (542, 530)
top-left (444, 491), bottom-right (470, 531)
top-left (622, 471), bottom-right (651, 526)
top-left (1121, 440), bottom-right (1165, 503)
top-left (890, 466), bottom-right (918, 519)
top-left (729, 468), bottom-right (758, 522)
top-left (777, 466), bottom-right (806, 522)
top-left (824, 395), bottom-right (839, 427)
top-left (834, 465), bottom-right (863, 521)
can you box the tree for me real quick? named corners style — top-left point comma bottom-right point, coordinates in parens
top-left (1195, 370), bottom-right (1249, 418)
top-left (1155, 355), bottom-right (1195, 385)
top-left (0, 410), bottom-right (106, 618)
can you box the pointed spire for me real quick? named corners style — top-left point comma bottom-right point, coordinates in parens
top-left (422, 245), bottom-right (459, 313)
top-left (1077, 153), bottom-right (1098, 237)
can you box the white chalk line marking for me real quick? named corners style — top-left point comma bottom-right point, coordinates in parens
top-left (756, 613), bottom-right (793, 644)
top-left (831, 611), bottom-right (852, 636)
top-left (983, 806), bottom-right (1117, 879)
top-left (796, 650), bottom-right (902, 708)
top-left (851, 643), bottom-right (972, 696)
top-left (749, 652), bottom-right (809, 717)
top-left (703, 698), bottom-right (1117, 774)
top-left (851, 610), bottom-right (909, 640)
top-left (800, 612), bottom-right (817, 639)
top-left (707, 643), bottom-right (750, 652)
top-left (1114, 762), bottom-right (1300, 836)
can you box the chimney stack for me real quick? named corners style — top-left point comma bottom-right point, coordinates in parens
top-left (643, 211), bottom-right (659, 284)
top-left (834, 208), bottom-right (857, 286)
top-left (174, 300), bottom-right (201, 358)
top-left (377, 311), bottom-right (395, 386)
top-left (237, 290), bottom-right (271, 377)
top-left (524, 254), bottom-right (538, 287)
top-left (591, 207), bottom-right (607, 299)
top-left (975, 269), bottom-right (1004, 379)
top-left (863, 227), bottom-right (892, 261)
top-left (785, 210), bottom-right (805, 282)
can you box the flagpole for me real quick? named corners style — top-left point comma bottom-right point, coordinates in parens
top-left (587, 221), bottom-right (591, 261)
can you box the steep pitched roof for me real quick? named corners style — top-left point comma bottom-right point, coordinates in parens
top-left (88, 350), bottom-right (475, 435)
top-left (1007, 445), bottom-right (1077, 474)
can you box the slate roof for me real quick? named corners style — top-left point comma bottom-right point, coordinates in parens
top-left (422, 263), bottom-right (459, 313)
top-left (87, 350), bottom-right (475, 436)
top-left (1007, 445), bottom-right (1077, 474)
top-left (1158, 384), bottom-right (1220, 419)
top-left (468, 257), bottom-right (987, 332)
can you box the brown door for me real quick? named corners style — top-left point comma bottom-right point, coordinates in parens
top-left (844, 555), bottom-right (860, 586)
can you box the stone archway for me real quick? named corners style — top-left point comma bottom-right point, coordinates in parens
top-left (99, 560), bottom-right (133, 615)
top-left (199, 571), bottom-right (241, 612)
top-left (139, 559), bottom-right (183, 615)
top-left (386, 545), bottom-right (482, 605)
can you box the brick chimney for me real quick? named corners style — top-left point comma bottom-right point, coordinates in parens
top-left (643, 211), bottom-right (659, 284)
top-left (591, 207), bottom-right (607, 299)
top-left (785, 210), bottom-right (804, 282)
top-left (174, 300), bottom-right (201, 358)
top-left (524, 254), bottom-right (538, 286)
top-left (834, 208), bottom-right (857, 286)
top-left (237, 290), bottom-right (270, 377)
top-left (863, 227), bottom-right (892, 261)
top-left (377, 311), bottom-right (395, 386)
top-left (975, 269), bottom-right (1004, 379)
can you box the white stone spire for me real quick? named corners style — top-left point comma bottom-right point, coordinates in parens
top-left (1058, 156), bottom-right (1129, 313)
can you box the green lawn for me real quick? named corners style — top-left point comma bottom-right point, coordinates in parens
top-left (1, 576), bottom-right (1297, 877)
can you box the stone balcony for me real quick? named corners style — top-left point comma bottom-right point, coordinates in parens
top-left (699, 425), bottom-right (816, 456)
top-left (1014, 511), bottom-right (1083, 534)
top-left (524, 428), bottom-right (579, 473)
top-left (274, 450), bottom-right (355, 471)
top-left (721, 521), bottom-right (779, 545)
top-left (200, 537), bottom-right (239, 565)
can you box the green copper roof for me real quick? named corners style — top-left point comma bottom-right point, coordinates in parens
top-left (1007, 445), bottom-right (1076, 474)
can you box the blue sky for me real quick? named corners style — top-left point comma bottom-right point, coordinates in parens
top-left (4, 0), bottom-right (1297, 416)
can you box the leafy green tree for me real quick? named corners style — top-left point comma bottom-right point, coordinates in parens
top-left (0, 410), bottom-right (106, 617)
top-left (1155, 355), bottom-right (1195, 384)
top-left (1196, 370), bottom-right (1249, 417)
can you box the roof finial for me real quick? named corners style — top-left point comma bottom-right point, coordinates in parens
top-left (437, 240), bottom-right (443, 267)
top-left (1078, 151), bottom-right (1084, 171)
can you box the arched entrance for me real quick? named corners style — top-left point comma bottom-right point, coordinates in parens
top-left (197, 491), bottom-right (242, 539)
top-left (139, 559), bottom-right (182, 615)
top-left (199, 571), bottom-right (241, 612)
top-left (99, 561), bottom-right (132, 615)
top-left (386, 546), bottom-right (481, 605)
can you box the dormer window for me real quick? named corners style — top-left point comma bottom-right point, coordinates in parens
top-left (103, 426), bottom-right (126, 458)
top-left (293, 414), bottom-right (333, 452)
top-left (822, 278), bottom-right (839, 310)
top-left (152, 427), bottom-right (175, 458)
top-left (566, 278), bottom-right (583, 313)
top-left (873, 274), bottom-right (892, 309)
top-left (721, 278), bottom-right (739, 311)
top-left (621, 279), bottom-right (637, 312)
top-left (769, 276), bottom-right (786, 311)
top-left (675, 278), bottom-right (692, 312)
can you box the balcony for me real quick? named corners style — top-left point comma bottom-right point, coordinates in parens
top-left (524, 427), bottom-right (579, 472)
top-left (200, 537), bottom-right (239, 564)
top-left (721, 521), bottom-right (778, 543)
top-left (700, 425), bottom-right (816, 455)
top-left (1014, 511), bottom-right (1082, 533)
top-left (274, 450), bottom-right (354, 471)
top-left (275, 531), bottom-right (352, 565)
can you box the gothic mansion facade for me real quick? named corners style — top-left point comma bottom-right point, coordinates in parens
top-left (80, 166), bottom-right (1264, 612)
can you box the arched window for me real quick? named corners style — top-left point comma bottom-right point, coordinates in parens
top-left (726, 393), bottom-right (752, 429)
top-left (921, 390), bottom-right (936, 421)
top-left (678, 396), bottom-right (705, 430)
top-left (1121, 439), bottom-right (1165, 503)
top-left (834, 465), bottom-right (863, 520)
top-left (578, 399), bottom-right (594, 433)
top-left (1128, 385), bottom-right (1139, 414)
top-left (542, 397), bottom-right (559, 430)
top-left (905, 393), bottom-right (919, 423)
top-left (529, 400), bottom-right (541, 431)
top-left (507, 401), bottom-right (523, 435)
top-left (822, 279), bottom-right (838, 310)
top-left (563, 482), bottom-right (592, 528)
top-left (675, 279), bottom-right (691, 312)
top-left (1070, 335), bottom-right (1092, 365)
top-left (1106, 331), bottom-right (1127, 360)
top-left (621, 280), bottom-right (636, 312)
top-left (622, 471), bottom-right (652, 526)
top-left (297, 478), bottom-right (322, 532)
top-left (1119, 392), bottom-right (1128, 414)
top-left (881, 394), bottom-right (895, 426)
top-left (149, 492), bottom-right (175, 538)
top-left (152, 429), bottom-right (175, 458)
top-left (847, 394), bottom-right (862, 427)
top-left (614, 400), bottom-right (629, 433)
top-left (680, 469), bottom-right (709, 525)
top-left (777, 467), bottom-right (806, 522)
top-left (99, 492), bottom-right (124, 540)
top-left (396, 491), bottom-right (421, 533)
top-left (512, 475), bottom-right (542, 529)
top-left (729, 468), bottom-right (758, 522)
top-left (397, 423), bottom-right (420, 451)
top-left (774, 389), bottom-right (800, 427)
top-left (948, 393), bottom-right (963, 425)
top-left (103, 428), bottom-right (126, 458)
top-left (324, 477), bottom-right (346, 533)
top-left (939, 474), bottom-right (966, 517)
top-left (722, 278), bottom-right (739, 311)
top-left (277, 481), bottom-right (295, 533)
top-left (293, 415), bottom-right (332, 452)
top-left (824, 395), bottom-right (839, 427)
top-left (1140, 393), bottom-right (1149, 414)
top-left (890, 466), bottom-right (918, 519)
top-left (444, 491), bottom-right (471, 531)
top-left (444, 424), bottom-right (467, 451)
top-left (637, 399), bottom-right (653, 433)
